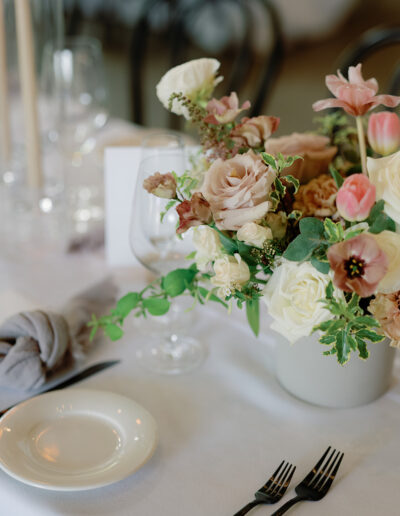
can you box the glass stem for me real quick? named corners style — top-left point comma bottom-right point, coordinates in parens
top-left (356, 116), bottom-right (368, 176)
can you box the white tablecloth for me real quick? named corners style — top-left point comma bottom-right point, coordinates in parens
top-left (0, 251), bottom-right (400, 516)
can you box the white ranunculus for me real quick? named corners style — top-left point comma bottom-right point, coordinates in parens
top-left (156, 58), bottom-right (222, 119)
top-left (211, 253), bottom-right (250, 298)
top-left (371, 230), bottom-right (400, 293)
top-left (193, 226), bottom-right (224, 271)
top-left (237, 222), bottom-right (272, 248)
top-left (368, 150), bottom-right (400, 231)
top-left (263, 260), bottom-right (332, 343)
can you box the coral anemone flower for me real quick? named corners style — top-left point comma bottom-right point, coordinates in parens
top-left (313, 64), bottom-right (400, 117)
top-left (327, 234), bottom-right (388, 297)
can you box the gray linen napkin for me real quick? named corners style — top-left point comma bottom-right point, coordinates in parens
top-left (0, 278), bottom-right (117, 391)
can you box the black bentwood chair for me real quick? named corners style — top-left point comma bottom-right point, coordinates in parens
top-left (339, 25), bottom-right (400, 97)
top-left (129, 0), bottom-right (285, 128)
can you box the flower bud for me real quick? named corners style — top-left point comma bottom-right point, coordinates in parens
top-left (143, 172), bottom-right (177, 199)
top-left (237, 222), bottom-right (272, 248)
top-left (336, 173), bottom-right (375, 222)
top-left (368, 111), bottom-right (400, 156)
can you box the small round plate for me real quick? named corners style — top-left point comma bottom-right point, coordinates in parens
top-left (0, 389), bottom-right (158, 491)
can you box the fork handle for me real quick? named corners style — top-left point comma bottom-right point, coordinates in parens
top-left (270, 495), bottom-right (304, 515)
top-left (233, 500), bottom-right (261, 516)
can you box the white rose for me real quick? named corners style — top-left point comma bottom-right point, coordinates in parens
top-left (368, 150), bottom-right (400, 230)
top-left (371, 230), bottom-right (400, 293)
top-left (211, 253), bottom-right (250, 298)
top-left (263, 260), bottom-right (333, 343)
top-left (237, 222), bottom-right (272, 248)
top-left (193, 226), bottom-right (224, 271)
top-left (156, 58), bottom-right (222, 119)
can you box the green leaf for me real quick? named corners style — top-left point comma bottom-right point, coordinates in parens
top-left (288, 210), bottom-right (302, 220)
top-left (274, 177), bottom-right (286, 197)
top-left (261, 152), bottom-right (277, 170)
top-left (142, 298), bottom-right (171, 316)
top-left (213, 227), bottom-right (238, 255)
top-left (299, 217), bottom-right (325, 238)
top-left (115, 292), bottom-right (140, 318)
top-left (354, 315), bottom-right (378, 327)
top-left (162, 268), bottom-right (197, 297)
top-left (311, 255), bottom-right (330, 274)
top-left (324, 218), bottom-right (344, 242)
top-left (329, 164), bottom-right (344, 188)
top-left (198, 287), bottom-right (228, 308)
top-left (319, 334), bottom-right (336, 345)
top-left (326, 281), bottom-right (334, 299)
top-left (104, 323), bottom-right (124, 341)
top-left (368, 212), bottom-right (396, 234)
top-left (246, 298), bottom-right (260, 336)
top-left (283, 235), bottom-right (317, 261)
top-left (355, 336), bottom-right (369, 359)
top-left (356, 329), bottom-right (385, 342)
top-left (336, 329), bottom-right (351, 365)
top-left (283, 174), bottom-right (300, 193)
top-left (185, 251), bottom-right (196, 260)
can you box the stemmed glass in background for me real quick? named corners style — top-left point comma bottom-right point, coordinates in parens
top-left (41, 36), bottom-right (108, 238)
top-left (129, 132), bottom-right (207, 374)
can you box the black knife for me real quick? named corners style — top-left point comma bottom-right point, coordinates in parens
top-left (0, 359), bottom-right (120, 417)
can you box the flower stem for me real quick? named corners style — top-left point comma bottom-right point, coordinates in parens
top-left (356, 116), bottom-right (368, 176)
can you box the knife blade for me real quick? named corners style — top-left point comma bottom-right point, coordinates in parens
top-left (0, 359), bottom-right (120, 417)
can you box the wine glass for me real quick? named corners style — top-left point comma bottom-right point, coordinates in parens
top-left (129, 133), bottom-right (206, 374)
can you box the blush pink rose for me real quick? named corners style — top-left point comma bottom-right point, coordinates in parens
top-left (336, 174), bottom-right (376, 221)
top-left (368, 111), bottom-right (400, 156)
top-left (201, 150), bottom-right (276, 230)
top-left (313, 64), bottom-right (400, 117)
top-left (264, 132), bottom-right (337, 184)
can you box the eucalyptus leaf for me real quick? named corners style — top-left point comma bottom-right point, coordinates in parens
top-left (283, 235), bottom-right (317, 261)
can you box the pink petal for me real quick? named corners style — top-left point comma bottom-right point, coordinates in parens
top-left (357, 184), bottom-right (376, 219)
top-left (336, 189), bottom-right (360, 220)
top-left (372, 94), bottom-right (400, 109)
top-left (312, 98), bottom-right (349, 112)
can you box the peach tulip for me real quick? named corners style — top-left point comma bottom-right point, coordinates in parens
top-left (336, 174), bottom-right (376, 222)
top-left (367, 111), bottom-right (400, 156)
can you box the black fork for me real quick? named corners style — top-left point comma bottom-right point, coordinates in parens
top-left (270, 446), bottom-right (344, 515)
top-left (233, 461), bottom-right (296, 516)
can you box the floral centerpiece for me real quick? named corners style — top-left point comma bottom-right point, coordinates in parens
top-left (91, 58), bottom-right (400, 371)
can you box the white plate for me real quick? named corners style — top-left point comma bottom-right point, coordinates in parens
top-left (0, 389), bottom-right (158, 491)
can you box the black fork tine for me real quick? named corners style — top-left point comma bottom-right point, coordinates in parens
top-left (313, 450), bottom-right (340, 490)
top-left (319, 452), bottom-right (344, 494)
top-left (268, 462), bottom-right (290, 495)
top-left (276, 464), bottom-right (296, 497)
top-left (302, 446), bottom-right (332, 485)
top-left (263, 460), bottom-right (285, 490)
top-left (309, 448), bottom-right (337, 488)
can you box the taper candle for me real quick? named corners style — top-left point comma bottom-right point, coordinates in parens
top-left (0, 0), bottom-right (11, 163)
top-left (15, 0), bottom-right (42, 188)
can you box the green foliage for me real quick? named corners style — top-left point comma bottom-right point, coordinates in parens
top-left (162, 267), bottom-right (198, 297)
top-left (366, 200), bottom-right (396, 233)
top-left (313, 282), bottom-right (384, 365)
top-left (260, 152), bottom-right (303, 174)
top-left (329, 164), bottom-right (344, 189)
top-left (246, 298), bottom-right (260, 336)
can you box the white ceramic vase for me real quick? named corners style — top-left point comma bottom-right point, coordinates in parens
top-left (275, 332), bottom-right (396, 408)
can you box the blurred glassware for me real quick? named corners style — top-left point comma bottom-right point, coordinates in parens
top-left (129, 132), bottom-right (206, 374)
top-left (41, 36), bottom-right (108, 239)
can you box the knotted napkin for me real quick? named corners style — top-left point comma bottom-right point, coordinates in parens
top-left (0, 278), bottom-right (117, 391)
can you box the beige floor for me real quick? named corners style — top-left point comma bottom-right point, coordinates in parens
top-left (100, 0), bottom-right (400, 136)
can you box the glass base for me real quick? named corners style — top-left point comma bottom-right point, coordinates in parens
top-left (135, 335), bottom-right (207, 375)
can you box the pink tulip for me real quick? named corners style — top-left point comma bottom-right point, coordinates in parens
top-left (327, 234), bottom-right (388, 297)
top-left (313, 64), bottom-right (400, 117)
top-left (367, 111), bottom-right (400, 155)
top-left (336, 174), bottom-right (376, 221)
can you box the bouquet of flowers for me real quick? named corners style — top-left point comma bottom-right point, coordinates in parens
top-left (91, 58), bottom-right (400, 365)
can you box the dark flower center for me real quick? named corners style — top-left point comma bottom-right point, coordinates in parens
top-left (344, 256), bottom-right (365, 278)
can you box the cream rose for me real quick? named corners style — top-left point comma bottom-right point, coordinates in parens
top-left (211, 254), bottom-right (250, 298)
top-left (263, 260), bottom-right (333, 343)
top-left (368, 150), bottom-right (400, 229)
top-left (193, 226), bottom-right (224, 271)
top-left (201, 150), bottom-right (276, 230)
top-left (156, 58), bottom-right (222, 119)
top-left (237, 222), bottom-right (272, 248)
top-left (371, 230), bottom-right (400, 293)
